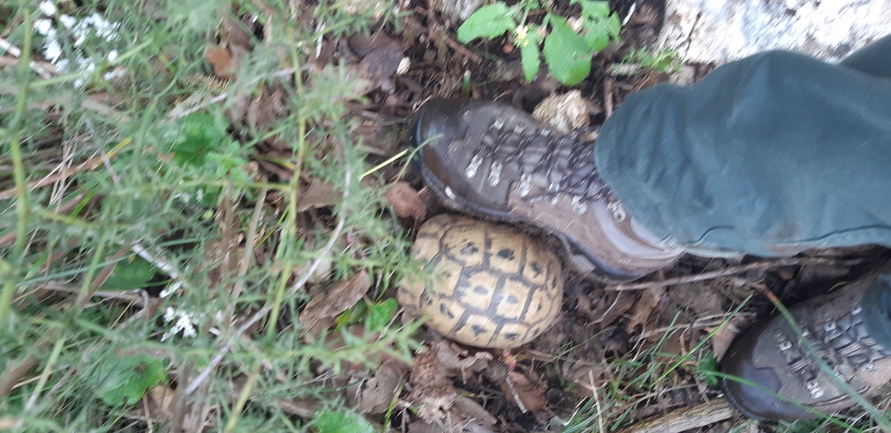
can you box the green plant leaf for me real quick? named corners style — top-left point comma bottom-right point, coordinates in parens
top-left (100, 255), bottom-right (157, 291)
top-left (543, 15), bottom-right (592, 85)
top-left (95, 355), bottom-right (167, 407)
top-left (456, 2), bottom-right (516, 43)
top-left (166, 112), bottom-right (230, 167)
top-left (573, 0), bottom-right (620, 51)
top-left (515, 25), bottom-right (543, 82)
top-left (697, 353), bottom-right (719, 387)
top-left (582, 13), bottom-right (620, 52)
top-left (313, 409), bottom-right (375, 433)
top-left (520, 41), bottom-right (541, 82)
top-left (366, 298), bottom-right (398, 332)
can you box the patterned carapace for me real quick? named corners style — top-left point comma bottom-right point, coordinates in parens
top-left (399, 214), bottom-right (563, 349)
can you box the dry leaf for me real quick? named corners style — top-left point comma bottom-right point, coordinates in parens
top-left (384, 181), bottom-right (427, 220)
top-left (301, 270), bottom-right (371, 322)
top-left (669, 282), bottom-right (726, 317)
top-left (358, 363), bottom-right (408, 414)
top-left (452, 396), bottom-right (497, 426)
top-left (246, 85), bottom-right (287, 129)
top-left (357, 45), bottom-right (404, 82)
top-left (205, 45), bottom-right (234, 80)
top-left (430, 340), bottom-right (492, 373)
top-left (298, 179), bottom-right (339, 212)
top-left (563, 361), bottom-right (610, 398)
top-left (147, 385), bottom-right (176, 419)
top-left (712, 314), bottom-right (752, 362)
top-left (626, 286), bottom-right (666, 330)
top-left (407, 351), bottom-right (457, 423)
top-left (500, 370), bottom-right (547, 412)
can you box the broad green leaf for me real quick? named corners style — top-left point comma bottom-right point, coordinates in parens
top-left (167, 112), bottom-right (230, 167)
top-left (573, 0), bottom-right (611, 18)
top-left (543, 15), bottom-right (592, 85)
top-left (366, 298), bottom-right (398, 332)
top-left (100, 255), bottom-right (156, 291)
top-left (517, 25), bottom-right (542, 82)
top-left (697, 354), bottom-right (719, 387)
top-left (585, 13), bottom-right (621, 51)
top-left (520, 40), bottom-right (540, 82)
top-left (456, 2), bottom-right (516, 43)
top-left (573, 0), bottom-right (620, 51)
top-left (96, 355), bottom-right (167, 407)
top-left (313, 409), bottom-right (375, 433)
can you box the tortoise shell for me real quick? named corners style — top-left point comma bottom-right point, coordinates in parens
top-left (398, 214), bottom-right (563, 349)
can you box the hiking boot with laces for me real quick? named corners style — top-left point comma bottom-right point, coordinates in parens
top-left (411, 99), bottom-right (682, 282)
top-left (722, 268), bottom-right (891, 420)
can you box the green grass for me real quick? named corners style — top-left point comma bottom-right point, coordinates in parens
top-left (4, 1), bottom-right (891, 431)
top-left (1, 0), bottom-right (423, 430)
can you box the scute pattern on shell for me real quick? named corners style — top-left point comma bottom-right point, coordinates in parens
top-left (399, 214), bottom-right (563, 349)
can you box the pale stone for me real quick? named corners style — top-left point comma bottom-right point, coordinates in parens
top-left (659, 0), bottom-right (891, 64)
top-left (532, 90), bottom-right (591, 134)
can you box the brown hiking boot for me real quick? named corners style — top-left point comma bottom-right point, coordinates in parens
top-left (722, 269), bottom-right (891, 420)
top-left (411, 99), bottom-right (682, 282)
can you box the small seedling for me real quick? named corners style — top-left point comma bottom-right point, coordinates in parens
top-left (457, 0), bottom-right (621, 85)
top-left (621, 47), bottom-right (682, 74)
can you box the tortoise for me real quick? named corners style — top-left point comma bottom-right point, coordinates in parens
top-left (398, 214), bottom-right (563, 349)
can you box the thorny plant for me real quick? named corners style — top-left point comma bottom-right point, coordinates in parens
top-left (3, 0), bottom-right (891, 431)
top-left (0, 0), bottom-right (424, 430)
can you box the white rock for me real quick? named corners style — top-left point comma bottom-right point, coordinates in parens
top-left (532, 90), bottom-right (591, 134)
top-left (659, 0), bottom-right (891, 64)
top-left (435, 0), bottom-right (485, 22)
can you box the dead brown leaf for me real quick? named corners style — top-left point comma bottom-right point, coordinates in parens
top-left (669, 282), bottom-right (726, 317)
top-left (564, 361), bottom-right (611, 398)
top-left (300, 270), bottom-right (370, 325)
top-left (452, 395), bottom-right (497, 426)
top-left (407, 351), bottom-right (457, 423)
top-left (246, 85), bottom-right (287, 129)
top-left (384, 181), bottom-right (427, 220)
top-left (298, 179), bottom-right (339, 212)
top-left (500, 370), bottom-right (547, 412)
top-left (358, 362), bottom-right (409, 414)
top-left (348, 32), bottom-right (402, 57)
top-left (205, 45), bottom-right (235, 80)
top-left (711, 314), bottom-right (753, 362)
top-left (627, 286), bottom-right (666, 330)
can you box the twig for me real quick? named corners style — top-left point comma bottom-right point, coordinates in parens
top-left (166, 67), bottom-right (301, 120)
top-left (586, 370), bottom-right (605, 433)
top-left (613, 398), bottom-right (735, 433)
top-left (228, 188), bottom-right (267, 317)
top-left (607, 257), bottom-right (871, 291)
top-left (31, 284), bottom-right (149, 306)
top-left (503, 374), bottom-right (528, 413)
top-left (182, 167), bottom-right (351, 395)
top-left (0, 37), bottom-right (58, 79)
top-left (604, 76), bottom-right (614, 118)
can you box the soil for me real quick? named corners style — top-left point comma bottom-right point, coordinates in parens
top-left (309, 1), bottom-right (891, 431)
top-left (90, 0), bottom-right (888, 430)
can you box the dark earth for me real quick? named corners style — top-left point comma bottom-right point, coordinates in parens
top-left (296, 0), bottom-right (891, 431)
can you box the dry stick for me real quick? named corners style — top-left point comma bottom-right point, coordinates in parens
top-left (227, 188), bottom-right (267, 318)
top-left (0, 156), bottom-right (103, 200)
top-left (586, 370), bottom-right (606, 433)
top-left (503, 375), bottom-right (528, 413)
top-left (0, 37), bottom-right (58, 79)
top-left (613, 398), bottom-right (735, 433)
top-left (181, 169), bottom-right (351, 396)
top-left (607, 257), bottom-right (870, 291)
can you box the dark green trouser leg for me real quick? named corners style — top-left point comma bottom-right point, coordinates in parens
top-left (595, 35), bottom-right (891, 346)
top-left (595, 34), bottom-right (891, 257)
